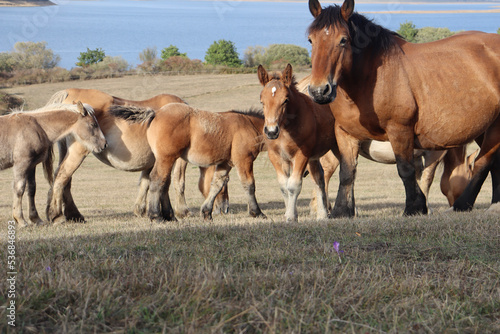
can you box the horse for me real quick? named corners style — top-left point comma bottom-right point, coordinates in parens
top-left (0, 102), bottom-right (106, 227)
top-left (45, 88), bottom-right (186, 224)
top-left (306, 0), bottom-right (500, 216)
top-left (258, 64), bottom-right (337, 222)
top-left (108, 103), bottom-right (267, 221)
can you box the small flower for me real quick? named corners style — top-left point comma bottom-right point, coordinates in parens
top-left (332, 241), bottom-right (344, 263)
top-left (45, 266), bottom-right (52, 272)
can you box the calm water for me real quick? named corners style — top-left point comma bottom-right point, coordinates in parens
top-left (1, 0), bottom-right (499, 69)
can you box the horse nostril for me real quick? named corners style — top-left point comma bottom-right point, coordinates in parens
top-left (322, 83), bottom-right (332, 96)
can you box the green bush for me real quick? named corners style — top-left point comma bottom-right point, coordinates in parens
top-left (264, 44), bottom-right (310, 68)
top-left (76, 47), bottom-right (105, 67)
top-left (397, 21), bottom-right (418, 42)
top-left (497, 28), bottom-right (500, 34)
top-left (161, 45), bottom-right (187, 60)
top-left (398, 21), bottom-right (455, 43)
top-left (0, 52), bottom-right (16, 72)
top-left (205, 40), bottom-right (241, 67)
top-left (415, 27), bottom-right (454, 43)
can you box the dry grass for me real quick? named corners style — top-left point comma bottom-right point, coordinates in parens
top-left (1, 74), bottom-right (499, 333)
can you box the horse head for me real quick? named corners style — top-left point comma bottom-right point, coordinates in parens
top-left (257, 64), bottom-right (294, 140)
top-left (72, 101), bottom-right (107, 153)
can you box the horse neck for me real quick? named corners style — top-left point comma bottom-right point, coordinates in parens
top-left (283, 88), bottom-right (309, 131)
top-left (30, 110), bottom-right (80, 143)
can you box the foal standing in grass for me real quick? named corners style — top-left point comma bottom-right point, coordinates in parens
top-left (258, 64), bottom-right (337, 222)
top-left (0, 102), bottom-right (106, 226)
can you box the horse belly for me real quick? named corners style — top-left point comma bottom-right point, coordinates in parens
top-left (95, 121), bottom-right (154, 171)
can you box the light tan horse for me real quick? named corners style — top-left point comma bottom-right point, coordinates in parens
top-left (0, 102), bottom-right (106, 226)
top-left (307, 0), bottom-right (500, 216)
top-left (109, 104), bottom-right (267, 221)
top-left (258, 64), bottom-right (337, 222)
top-left (45, 88), bottom-right (185, 223)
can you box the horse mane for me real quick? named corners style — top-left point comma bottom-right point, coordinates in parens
top-left (227, 107), bottom-right (264, 119)
top-left (307, 5), bottom-right (398, 56)
top-left (108, 105), bottom-right (156, 125)
top-left (10, 103), bottom-right (95, 116)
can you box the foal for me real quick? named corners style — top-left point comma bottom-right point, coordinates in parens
top-left (258, 64), bottom-right (337, 222)
top-left (110, 103), bottom-right (267, 221)
top-left (0, 102), bottom-right (106, 226)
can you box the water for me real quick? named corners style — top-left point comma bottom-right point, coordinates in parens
top-left (1, 0), bottom-right (499, 69)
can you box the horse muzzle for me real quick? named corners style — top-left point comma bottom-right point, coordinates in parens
top-left (308, 82), bottom-right (337, 105)
top-left (264, 125), bottom-right (280, 140)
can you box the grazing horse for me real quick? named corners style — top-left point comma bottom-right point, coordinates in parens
top-left (0, 102), bottom-right (106, 226)
top-left (109, 104), bottom-right (267, 221)
top-left (258, 64), bottom-right (337, 222)
top-left (307, 0), bottom-right (500, 216)
top-left (45, 88), bottom-right (185, 223)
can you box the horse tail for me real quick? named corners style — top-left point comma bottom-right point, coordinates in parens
top-left (108, 105), bottom-right (156, 125)
top-left (45, 89), bottom-right (69, 105)
top-left (43, 145), bottom-right (54, 186)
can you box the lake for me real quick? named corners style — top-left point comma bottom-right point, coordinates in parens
top-left (1, 0), bottom-right (499, 69)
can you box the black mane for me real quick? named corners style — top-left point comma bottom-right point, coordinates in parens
top-left (307, 5), bottom-right (398, 56)
top-left (229, 107), bottom-right (264, 119)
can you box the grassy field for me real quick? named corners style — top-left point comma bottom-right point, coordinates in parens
top-left (1, 74), bottom-right (499, 333)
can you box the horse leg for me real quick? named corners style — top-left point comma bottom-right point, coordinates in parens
top-left (235, 158), bottom-right (266, 218)
top-left (200, 163), bottom-right (231, 220)
top-left (418, 150), bottom-right (446, 205)
top-left (307, 159), bottom-right (329, 220)
top-left (172, 159), bottom-right (190, 218)
top-left (453, 125), bottom-right (500, 211)
top-left (148, 157), bottom-right (177, 222)
top-left (47, 140), bottom-right (89, 224)
top-left (59, 139), bottom-right (86, 222)
top-left (26, 166), bottom-right (44, 225)
top-left (133, 168), bottom-right (151, 217)
top-left (268, 150), bottom-right (290, 210)
top-left (284, 154), bottom-right (309, 223)
top-left (311, 151), bottom-right (338, 215)
top-left (199, 165), bottom-right (228, 215)
top-left (332, 127), bottom-right (359, 218)
top-left (12, 166), bottom-right (29, 227)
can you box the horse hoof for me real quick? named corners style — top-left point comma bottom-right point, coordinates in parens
top-left (202, 211), bottom-right (213, 220)
top-left (52, 216), bottom-right (66, 225)
top-left (175, 209), bottom-right (191, 219)
top-left (134, 206), bottom-right (147, 217)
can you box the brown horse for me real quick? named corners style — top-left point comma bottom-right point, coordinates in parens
top-left (307, 0), bottom-right (500, 216)
top-left (0, 102), bottom-right (106, 226)
top-left (258, 64), bottom-right (337, 222)
top-left (45, 88), bottom-right (185, 224)
top-left (109, 104), bottom-right (267, 221)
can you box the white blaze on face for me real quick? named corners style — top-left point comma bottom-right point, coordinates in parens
top-left (272, 86), bottom-right (277, 97)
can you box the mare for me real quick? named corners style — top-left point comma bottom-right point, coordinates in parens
top-left (0, 102), bottom-right (106, 226)
top-left (45, 88), bottom-right (186, 224)
top-left (307, 0), bottom-right (500, 216)
top-left (109, 104), bottom-right (267, 221)
top-left (258, 64), bottom-right (337, 222)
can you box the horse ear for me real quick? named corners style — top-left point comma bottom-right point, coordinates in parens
top-left (341, 0), bottom-right (354, 21)
top-left (257, 64), bottom-right (269, 86)
top-left (282, 64), bottom-right (293, 87)
top-left (309, 0), bottom-right (322, 18)
top-left (76, 101), bottom-right (87, 116)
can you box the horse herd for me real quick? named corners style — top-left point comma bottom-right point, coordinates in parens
top-left (2, 0), bottom-right (500, 226)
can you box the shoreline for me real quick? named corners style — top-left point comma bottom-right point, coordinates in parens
top-left (0, 0), bottom-right (55, 6)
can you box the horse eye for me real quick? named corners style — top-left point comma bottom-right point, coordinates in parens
top-left (340, 37), bottom-right (348, 46)
top-left (308, 38), bottom-right (312, 44)
top-left (283, 98), bottom-right (289, 105)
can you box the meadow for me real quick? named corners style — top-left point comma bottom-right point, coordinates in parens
top-left (0, 73), bottom-right (499, 333)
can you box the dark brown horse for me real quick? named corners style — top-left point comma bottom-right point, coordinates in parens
top-left (45, 89), bottom-right (185, 223)
top-left (259, 64), bottom-right (337, 222)
top-left (110, 104), bottom-right (267, 221)
top-left (307, 0), bottom-right (500, 216)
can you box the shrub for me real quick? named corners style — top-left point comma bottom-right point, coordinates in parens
top-left (397, 21), bottom-right (418, 42)
top-left (138, 47), bottom-right (160, 73)
top-left (76, 47), bottom-right (105, 67)
top-left (205, 40), bottom-right (241, 67)
top-left (263, 44), bottom-right (310, 68)
top-left (161, 45), bottom-right (187, 60)
top-left (243, 46), bottom-right (266, 67)
top-left (415, 27), bottom-right (454, 43)
top-left (497, 27), bottom-right (500, 34)
top-left (11, 41), bottom-right (60, 69)
top-left (0, 52), bottom-right (16, 72)
top-left (158, 56), bottom-right (203, 73)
